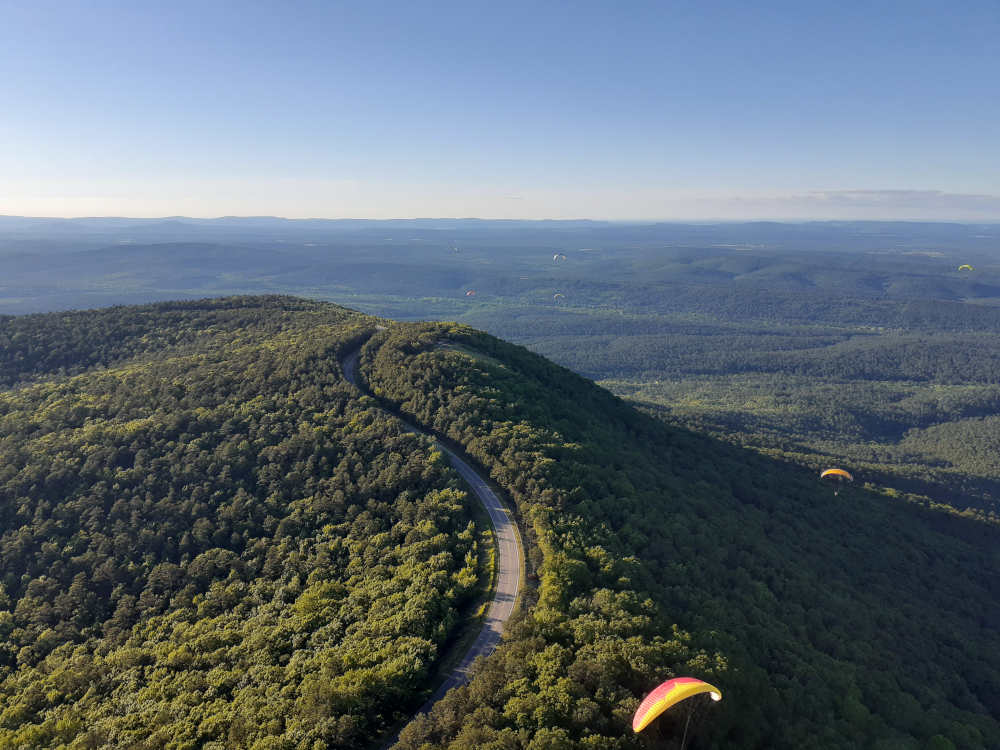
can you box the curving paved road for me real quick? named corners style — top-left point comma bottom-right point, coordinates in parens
top-left (342, 349), bottom-right (521, 749)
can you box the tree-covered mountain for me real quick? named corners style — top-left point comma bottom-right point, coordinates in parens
top-left (2, 223), bottom-right (997, 518)
top-left (359, 323), bottom-right (999, 750)
top-left (0, 298), bottom-right (490, 748)
top-left (1, 296), bottom-right (997, 749)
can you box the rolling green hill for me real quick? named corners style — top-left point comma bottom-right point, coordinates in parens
top-left (360, 323), bottom-right (1000, 750)
top-left (6, 222), bottom-right (996, 517)
top-left (0, 298), bottom-right (491, 748)
top-left (0, 296), bottom-right (997, 749)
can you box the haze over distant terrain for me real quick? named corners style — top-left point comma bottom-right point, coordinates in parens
top-left (0, 216), bottom-right (996, 313)
top-left (2, 217), bottom-right (999, 517)
top-left (4, 1), bottom-right (1000, 747)
top-left (1, 296), bottom-right (997, 749)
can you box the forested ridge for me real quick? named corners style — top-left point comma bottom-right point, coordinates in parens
top-left (484, 305), bottom-right (1000, 514)
top-left (1, 295), bottom-right (998, 750)
top-left (359, 323), bottom-right (1000, 750)
top-left (2, 228), bottom-right (998, 516)
top-left (0, 297), bottom-right (491, 748)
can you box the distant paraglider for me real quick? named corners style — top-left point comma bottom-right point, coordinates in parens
top-left (820, 468), bottom-right (854, 495)
top-left (466, 291), bottom-right (476, 296)
top-left (633, 677), bottom-right (722, 744)
top-left (959, 264), bottom-right (973, 276)
top-left (553, 253), bottom-right (567, 260)
top-left (449, 246), bottom-right (459, 252)
top-left (553, 293), bottom-right (565, 299)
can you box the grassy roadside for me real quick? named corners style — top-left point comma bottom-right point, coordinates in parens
top-left (365, 471), bottom-right (501, 750)
top-left (421, 473), bottom-right (500, 681)
top-left (347, 339), bottom-right (526, 750)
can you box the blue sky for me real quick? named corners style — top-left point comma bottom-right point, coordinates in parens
top-left (1, 1), bottom-right (998, 220)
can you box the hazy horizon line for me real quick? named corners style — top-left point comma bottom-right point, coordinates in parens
top-left (3, 214), bottom-right (1000, 226)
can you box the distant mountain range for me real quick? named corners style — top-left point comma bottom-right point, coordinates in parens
top-left (0, 215), bottom-right (997, 242)
top-left (0, 215), bottom-right (615, 232)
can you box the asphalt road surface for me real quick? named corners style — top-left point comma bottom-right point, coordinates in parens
top-left (342, 349), bottom-right (522, 749)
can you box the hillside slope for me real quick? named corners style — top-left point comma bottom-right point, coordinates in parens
top-left (0, 298), bottom-right (490, 748)
top-left (1, 296), bottom-right (997, 749)
top-left (359, 324), bottom-right (1000, 750)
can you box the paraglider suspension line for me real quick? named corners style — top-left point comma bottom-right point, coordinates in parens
top-left (679, 701), bottom-right (694, 750)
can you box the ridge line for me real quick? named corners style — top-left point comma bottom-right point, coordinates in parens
top-left (341, 345), bottom-right (523, 750)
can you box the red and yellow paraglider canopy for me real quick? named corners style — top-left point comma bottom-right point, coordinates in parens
top-left (820, 468), bottom-right (853, 496)
top-left (820, 468), bottom-right (853, 482)
top-left (632, 677), bottom-right (722, 732)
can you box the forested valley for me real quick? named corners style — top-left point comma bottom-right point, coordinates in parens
top-left (360, 322), bottom-right (999, 750)
top-left (4, 0), bottom-right (1000, 744)
top-left (3, 221), bottom-right (997, 517)
top-left (0, 298), bottom-right (492, 748)
top-left (0, 229), bottom-right (999, 748)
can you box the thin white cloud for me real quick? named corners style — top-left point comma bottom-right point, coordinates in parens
top-left (639, 190), bottom-right (1000, 221)
top-left (802, 189), bottom-right (1000, 212)
top-left (2, 179), bottom-right (999, 221)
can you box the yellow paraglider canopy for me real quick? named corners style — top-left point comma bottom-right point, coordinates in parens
top-left (820, 468), bottom-right (853, 495)
top-left (959, 264), bottom-right (973, 272)
top-left (820, 468), bottom-right (853, 481)
top-left (633, 678), bottom-right (722, 733)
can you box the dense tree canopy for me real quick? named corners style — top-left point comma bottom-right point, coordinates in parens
top-left (361, 323), bottom-right (1000, 750)
top-left (1, 294), bottom-right (998, 750)
top-left (0, 298), bottom-right (488, 748)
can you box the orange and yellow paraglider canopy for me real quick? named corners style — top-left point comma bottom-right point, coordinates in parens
top-left (820, 468), bottom-right (853, 482)
top-left (632, 677), bottom-right (722, 732)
